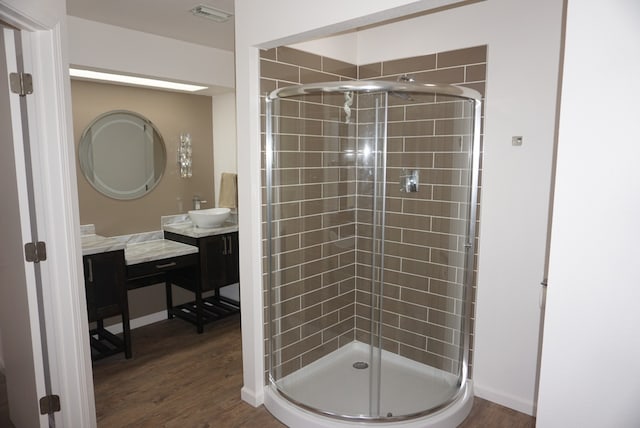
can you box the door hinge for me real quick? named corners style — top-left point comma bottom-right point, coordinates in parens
top-left (9, 72), bottom-right (33, 96)
top-left (39, 394), bottom-right (61, 415)
top-left (25, 241), bottom-right (47, 263)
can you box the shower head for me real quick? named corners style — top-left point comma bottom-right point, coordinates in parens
top-left (390, 74), bottom-right (416, 101)
top-left (397, 74), bottom-right (415, 83)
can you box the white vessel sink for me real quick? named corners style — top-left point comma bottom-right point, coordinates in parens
top-left (188, 207), bottom-right (230, 228)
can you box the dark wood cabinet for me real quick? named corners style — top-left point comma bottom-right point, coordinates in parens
top-left (164, 231), bottom-right (240, 291)
top-left (164, 231), bottom-right (240, 333)
top-left (83, 250), bottom-right (131, 360)
top-left (200, 232), bottom-right (239, 290)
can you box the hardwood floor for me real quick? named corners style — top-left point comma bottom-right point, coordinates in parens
top-left (458, 398), bottom-right (535, 428)
top-left (92, 314), bottom-right (280, 428)
top-left (1, 315), bottom-right (535, 427)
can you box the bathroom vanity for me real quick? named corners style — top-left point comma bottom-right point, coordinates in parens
top-left (81, 233), bottom-right (130, 360)
top-left (124, 238), bottom-right (200, 333)
top-left (80, 216), bottom-right (240, 360)
top-left (81, 230), bottom-right (202, 359)
top-left (163, 219), bottom-right (240, 333)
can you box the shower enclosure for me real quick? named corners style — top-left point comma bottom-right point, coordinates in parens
top-left (264, 80), bottom-right (481, 425)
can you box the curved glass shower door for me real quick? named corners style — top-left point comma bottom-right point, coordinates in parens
top-left (265, 81), bottom-right (480, 421)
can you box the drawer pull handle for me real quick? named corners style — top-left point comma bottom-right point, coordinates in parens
top-left (87, 258), bottom-right (94, 283)
top-left (156, 262), bottom-right (177, 269)
top-left (222, 236), bottom-right (228, 255)
top-left (227, 236), bottom-right (232, 255)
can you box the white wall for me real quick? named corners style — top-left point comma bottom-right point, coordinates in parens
top-left (536, 1), bottom-right (640, 427)
top-left (236, 0), bottom-right (564, 414)
top-left (290, 32), bottom-right (359, 65)
top-left (240, 0), bottom-right (467, 50)
top-left (0, 0), bottom-right (65, 29)
top-left (213, 92), bottom-right (239, 302)
top-left (67, 16), bottom-right (235, 93)
top-left (212, 92), bottom-right (238, 205)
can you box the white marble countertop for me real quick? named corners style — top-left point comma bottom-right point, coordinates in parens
top-left (81, 234), bottom-right (126, 256)
top-left (163, 221), bottom-right (239, 239)
top-left (80, 223), bottom-right (199, 264)
top-left (125, 239), bottom-right (198, 265)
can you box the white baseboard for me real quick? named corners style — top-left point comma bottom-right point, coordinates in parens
top-left (474, 382), bottom-right (536, 416)
top-left (219, 283), bottom-right (240, 301)
top-left (241, 385), bottom-right (264, 407)
top-left (105, 310), bottom-right (167, 335)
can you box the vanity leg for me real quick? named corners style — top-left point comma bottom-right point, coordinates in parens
top-left (121, 285), bottom-right (132, 359)
top-left (122, 313), bottom-right (132, 359)
top-left (195, 287), bottom-right (204, 334)
top-left (165, 280), bottom-right (174, 319)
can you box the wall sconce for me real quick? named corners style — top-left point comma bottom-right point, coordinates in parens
top-left (178, 132), bottom-right (192, 178)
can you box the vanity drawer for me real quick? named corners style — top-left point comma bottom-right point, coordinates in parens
top-left (126, 253), bottom-right (198, 281)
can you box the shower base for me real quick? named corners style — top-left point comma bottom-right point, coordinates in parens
top-left (265, 341), bottom-right (473, 427)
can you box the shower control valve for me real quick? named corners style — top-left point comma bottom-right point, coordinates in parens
top-left (400, 169), bottom-right (419, 193)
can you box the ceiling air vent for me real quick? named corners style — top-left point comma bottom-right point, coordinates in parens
top-left (190, 4), bottom-right (233, 23)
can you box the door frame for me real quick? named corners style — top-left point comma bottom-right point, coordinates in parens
top-left (0, 3), bottom-right (96, 427)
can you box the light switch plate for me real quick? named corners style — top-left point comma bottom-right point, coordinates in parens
top-left (512, 136), bottom-right (523, 146)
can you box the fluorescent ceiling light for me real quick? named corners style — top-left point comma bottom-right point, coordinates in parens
top-left (69, 68), bottom-right (208, 92)
top-left (190, 4), bottom-right (233, 22)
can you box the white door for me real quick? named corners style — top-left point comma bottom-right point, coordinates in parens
top-left (0, 24), bottom-right (50, 428)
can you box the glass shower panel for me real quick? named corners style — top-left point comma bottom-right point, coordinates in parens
top-left (266, 80), bottom-right (481, 423)
top-left (376, 93), bottom-right (476, 418)
top-left (267, 91), bottom-right (386, 419)
top-left (352, 91), bottom-right (389, 417)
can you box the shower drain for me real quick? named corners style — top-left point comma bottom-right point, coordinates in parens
top-left (352, 361), bottom-right (369, 369)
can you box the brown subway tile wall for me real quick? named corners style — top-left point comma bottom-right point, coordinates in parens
top-left (261, 47), bottom-right (359, 380)
top-left (358, 62), bottom-right (382, 79)
top-left (260, 45), bottom-right (485, 381)
top-left (277, 46), bottom-right (322, 70)
top-left (437, 46), bottom-right (487, 68)
top-left (358, 86), bottom-right (479, 373)
top-left (359, 45), bottom-right (487, 97)
top-left (322, 57), bottom-right (358, 79)
top-left (382, 54), bottom-right (436, 76)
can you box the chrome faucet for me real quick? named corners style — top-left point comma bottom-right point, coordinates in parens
top-left (193, 196), bottom-right (207, 210)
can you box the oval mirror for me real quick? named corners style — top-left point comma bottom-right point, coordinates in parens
top-left (78, 110), bottom-right (166, 200)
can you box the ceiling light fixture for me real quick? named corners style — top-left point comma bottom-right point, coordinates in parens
top-left (69, 68), bottom-right (208, 92)
top-left (190, 4), bottom-right (233, 22)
